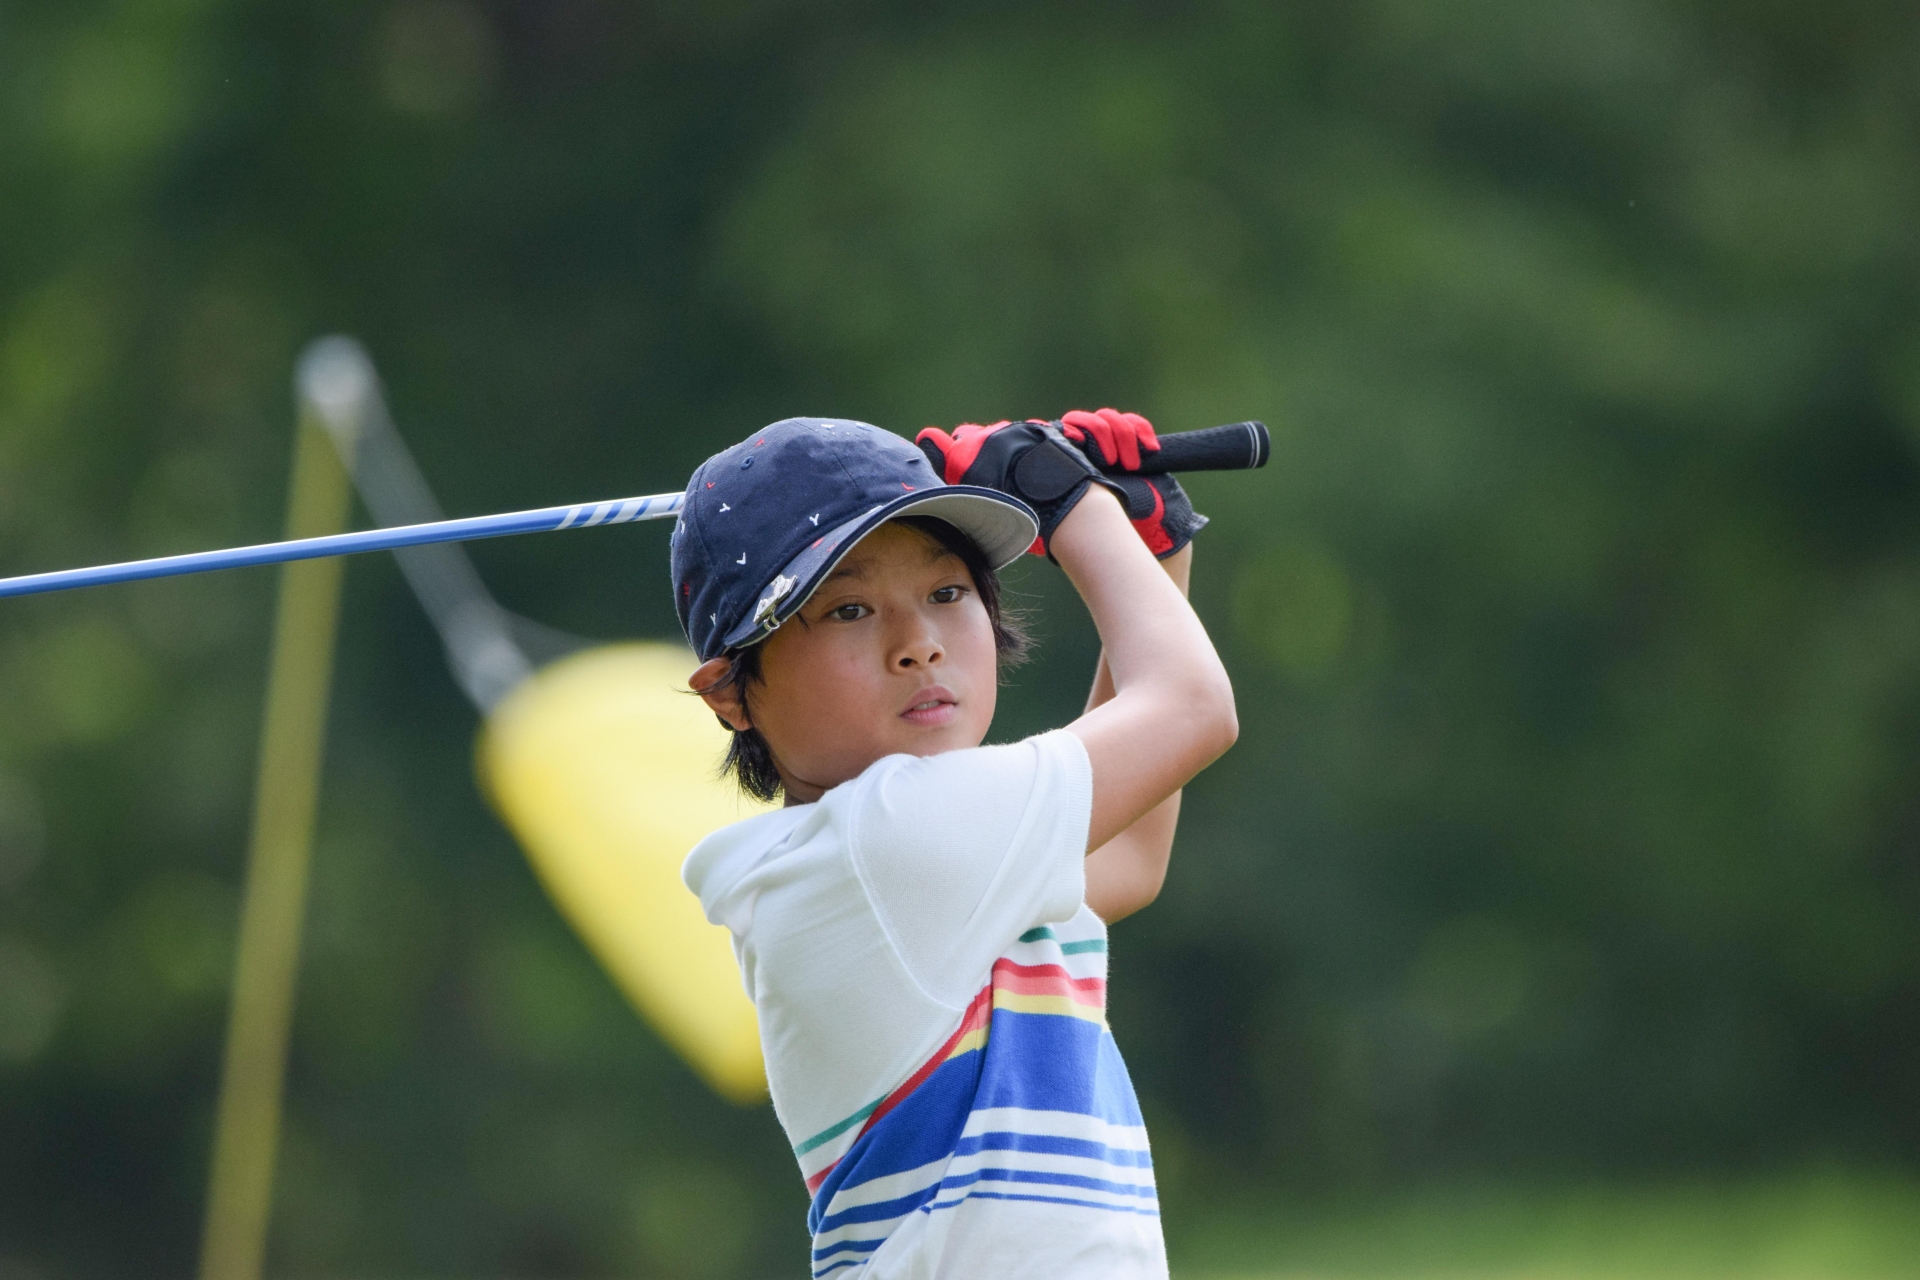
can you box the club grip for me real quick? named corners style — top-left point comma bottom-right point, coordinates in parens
top-left (1129, 420), bottom-right (1269, 475)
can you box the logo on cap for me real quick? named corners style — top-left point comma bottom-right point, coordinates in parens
top-left (753, 573), bottom-right (798, 626)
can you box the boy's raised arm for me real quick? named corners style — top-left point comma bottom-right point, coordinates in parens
top-left (1079, 544), bottom-right (1192, 922)
top-left (1053, 488), bottom-right (1237, 854)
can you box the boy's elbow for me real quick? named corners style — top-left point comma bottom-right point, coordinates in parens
top-left (1187, 668), bottom-right (1238, 759)
top-left (1210, 687), bottom-right (1239, 758)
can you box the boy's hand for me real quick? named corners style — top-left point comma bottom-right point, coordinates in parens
top-left (1060, 407), bottom-right (1160, 472)
top-left (1054, 408), bottom-right (1204, 559)
top-left (915, 420), bottom-right (1119, 555)
top-left (1108, 472), bottom-right (1208, 559)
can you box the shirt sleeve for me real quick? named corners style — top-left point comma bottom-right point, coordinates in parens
top-left (844, 729), bottom-right (1091, 1009)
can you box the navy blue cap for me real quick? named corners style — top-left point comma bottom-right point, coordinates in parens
top-left (670, 417), bottom-right (1039, 660)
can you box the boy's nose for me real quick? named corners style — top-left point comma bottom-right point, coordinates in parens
top-left (892, 631), bottom-right (944, 670)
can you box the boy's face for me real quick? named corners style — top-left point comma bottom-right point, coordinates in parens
top-left (699, 521), bottom-right (999, 802)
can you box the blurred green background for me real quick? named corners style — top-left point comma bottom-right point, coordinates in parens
top-left (3, 1), bottom-right (1919, 1276)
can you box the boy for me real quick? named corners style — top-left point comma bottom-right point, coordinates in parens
top-left (675, 411), bottom-right (1236, 1278)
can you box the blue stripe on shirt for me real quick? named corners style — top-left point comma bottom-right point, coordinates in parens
top-left (970, 1013), bottom-right (1146, 1126)
top-left (927, 1188), bottom-right (1163, 1218)
top-left (954, 1130), bottom-right (1155, 1167)
top-left (934, 1165), bottom-right (1159, 1201)
top-left (813, 1018), bottom-right (1151, 1230)
top-left (808, 1050), bottom-right (985, 1232)
top-left (812, 1235), bottom-right (887, 1263)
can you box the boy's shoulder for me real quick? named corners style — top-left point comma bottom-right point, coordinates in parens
top-left (678, 745), bottom-right (967, 905)
top-left (681, 802), bottom-right (815, 931)
top-left (860, 729), bottom-right (1088, 803)
top-left (684, 729), bottom-right (1090, 938)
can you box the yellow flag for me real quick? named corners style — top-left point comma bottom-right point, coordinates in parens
top-left (477, 642), bottom-right (772, 1102)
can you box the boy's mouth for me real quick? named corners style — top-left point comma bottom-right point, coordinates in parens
top-left (900, 686), bottom-right (958, 727)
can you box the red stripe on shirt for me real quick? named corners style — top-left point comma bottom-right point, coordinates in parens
top-left (991, 959), bottom-right (1107, 1007)
top-left (803, 984), bottom-right (995, 1194)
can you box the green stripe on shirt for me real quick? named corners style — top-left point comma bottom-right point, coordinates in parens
top-left (1018, 927), bottom-right (1105, 955)
top-left (793, 1095), bottom-right (883, 1156)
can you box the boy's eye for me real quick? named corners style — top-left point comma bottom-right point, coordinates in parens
top-left (829, 603), bottom-right (870, 622)
top-left (930, 585), bottom-right (965, 604)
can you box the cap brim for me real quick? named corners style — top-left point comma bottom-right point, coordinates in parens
top-left (718, 486), bottom-right (1038, 652)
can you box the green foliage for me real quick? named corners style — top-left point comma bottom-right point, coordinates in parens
top-left (1170, 1172), bottom-right (1920, 1279)
top-left (2, 0), bottom-right (1918, 1274)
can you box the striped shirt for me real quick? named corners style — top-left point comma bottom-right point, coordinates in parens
top-left (685, 731), bottom-right (1166, 1279)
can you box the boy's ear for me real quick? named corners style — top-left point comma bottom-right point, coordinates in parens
top-left (690, 657), bottom-right (752, 732)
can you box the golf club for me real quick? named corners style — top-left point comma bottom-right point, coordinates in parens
top-left (0, 415), bottom-right (1270, 602)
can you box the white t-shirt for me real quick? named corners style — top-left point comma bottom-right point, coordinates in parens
top-left (683, 729), bottom-right (1166, 1280)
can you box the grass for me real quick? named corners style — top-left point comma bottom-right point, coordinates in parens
top-left (1168, 1172), bottom-right (1920, 1280)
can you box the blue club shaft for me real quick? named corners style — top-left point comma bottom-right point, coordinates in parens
top-left (0, 491), bottom-right (684, 600)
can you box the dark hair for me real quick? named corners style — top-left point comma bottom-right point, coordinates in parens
top-left (702, 516), bottom-right (1031, 802)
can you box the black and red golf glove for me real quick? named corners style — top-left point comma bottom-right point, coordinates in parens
top-left (914, 419), bottom-right (1119, 556)
top-left (1056, 408), bottom-right (1207, 559)
top-left (1101, 471), bottom-right (1206, 558)
top-left (917, 409), bottom-right (1207, 559)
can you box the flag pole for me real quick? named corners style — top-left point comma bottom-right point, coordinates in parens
top-left (199, 391), bottom-right (355, 1280)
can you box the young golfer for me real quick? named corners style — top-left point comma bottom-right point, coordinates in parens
top-left (675, 410), bottom-right (1236, 1278)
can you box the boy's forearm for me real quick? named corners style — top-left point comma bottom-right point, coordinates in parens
top-left (1055, 490), bottom-right (1236, 853)
top-left (1054, 494), bottom-right (1215, 707)
top-left (1085, 791), bottom-right (1180, 922)
top-left (1082, 544), bottom-right (1193, 714)
top-left (1081, 543), bottom-right (1193, 922)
